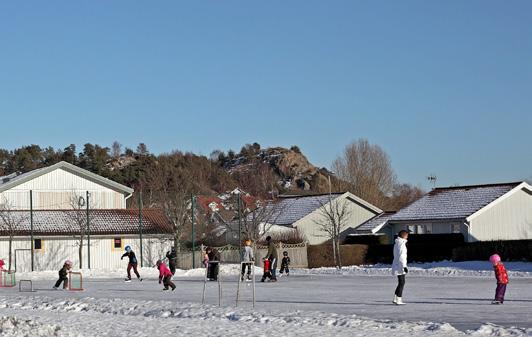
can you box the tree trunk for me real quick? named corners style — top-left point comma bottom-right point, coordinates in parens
top-left (331, 237), bottom-right (338, 269)
top-left (336, 239), bottom-right (342, 268)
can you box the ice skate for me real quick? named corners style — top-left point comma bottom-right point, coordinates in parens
top-left (491, 300), bottom-right (502, 305)
top-left (124, 278), bottom-right (132, 283)
top-left (394, 297), bottom-right (405, 305)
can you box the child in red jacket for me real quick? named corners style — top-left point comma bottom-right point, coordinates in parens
top-left (156, 260), bottom-right (176, 291)
top-left (489, 254), bottom-right (508, 304)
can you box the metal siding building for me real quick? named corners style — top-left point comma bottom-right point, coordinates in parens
top-left (0, 162), bottom-right (173, 271)
top-left (0, 161), bottom-right (134, 209)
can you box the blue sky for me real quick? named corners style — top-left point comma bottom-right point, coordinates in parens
top-left (1, 1), bottom-right (531, 188)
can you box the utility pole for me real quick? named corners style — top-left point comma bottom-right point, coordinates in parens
top-left (138, 191), bottom-right (143, 268)
top-left (191, 194), bottom-right (196, 269)
top-left (86, 191), bottom-right (91, 269)
top-left (30, 190), bottom-right (34, 272)
top-left (238, 192), bottom-right (242, 251)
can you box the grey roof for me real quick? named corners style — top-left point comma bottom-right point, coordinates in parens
top-left (0, 161), bottom-right (134, 194)
top-left (0, 209), bottom-right (172, 236)
top-left (267, 193), bottom-right (345, 225)
top-left (389, 182), bottom-right (522, 222)
top-left (354, 211), bottom-right (396, 233)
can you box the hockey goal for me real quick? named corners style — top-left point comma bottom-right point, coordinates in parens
top-left (0, 270), bottom-right (16, 287)
top-left (68, 271), bottom-right (83, 291)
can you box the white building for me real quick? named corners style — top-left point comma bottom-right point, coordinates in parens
top-left (0, 162), bottom-right (173, 271)
top-left (352, 182), bottom-right (532, 243)
top-left (258, 192), bottom-right (382, 245)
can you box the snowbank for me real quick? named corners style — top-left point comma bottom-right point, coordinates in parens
top-left (0, 295), bottom-right (530, 337)
top-left (14, 261), bottom-right (532, 281)
top-left (295, 261), bottom-right (532, 278)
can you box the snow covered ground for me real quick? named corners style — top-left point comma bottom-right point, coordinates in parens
top-left (1, 262), bottom-right (531, 337)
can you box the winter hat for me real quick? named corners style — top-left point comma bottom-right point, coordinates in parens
top-left (125, 245), bottom-right (132, 252)
top-left (283, 251), bottom-right (288, 256)
top-left (65, 260), bottom-right (73, 266)
top-left (489, 254), bottom-right (501, 265)
top-left (266, 236), bottom-right (272, 241)
top-left (156, 259), bottom-right (162, 266)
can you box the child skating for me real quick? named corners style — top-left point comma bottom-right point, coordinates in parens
top-left (156, 260), bottom-right (176, 291)
top-left (260, 258), bottom-right (272, 282)
top-left (121, 245), bottom-right (143, 282)
top-left (53, 260), bottom-right (73, 290)
top-left (241, 239), bottom-right (254, 282)
top-left (279, 251), bottom-right (290, 277)
top-left (490, 254), bottom-right (508, 304)
top-left (392, 230), bottom-right (409, 305)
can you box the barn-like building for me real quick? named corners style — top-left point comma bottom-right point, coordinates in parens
top-left (0, 161), bottom-right (172, 272)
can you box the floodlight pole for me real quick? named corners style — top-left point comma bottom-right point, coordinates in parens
top-left (191, 194), bottom-right (196, 269)
top-left (86, 191), bottom-right (91, 269)
top-left (138, 191), bottom-right (143, 268)
top-left (30, 190), bottom-right (34, 272)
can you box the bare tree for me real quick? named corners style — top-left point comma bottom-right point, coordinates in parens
top-left (313, 196), bottom-right (352, 269)
top-left (0, 197), bottom-right (28, 271)
top-left (66, 191), bottom-right (95, 269)
top-left (111, 141), bottom-right (122, 159)
top-left (237, 197), bottom-right (290, 244)
top-left (332, 139), bottom-right (396, 208)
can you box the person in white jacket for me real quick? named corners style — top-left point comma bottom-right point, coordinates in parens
top-left (392, 230), bottom-right (409, 305)
top-left (241, 239), bottom-right (254, 281)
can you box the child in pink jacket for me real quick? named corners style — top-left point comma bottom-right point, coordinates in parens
top-left (156, 260), bottom-right (176, 291)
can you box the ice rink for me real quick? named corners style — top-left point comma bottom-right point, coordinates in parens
top-left (0, 268), bottom-right (531, 336)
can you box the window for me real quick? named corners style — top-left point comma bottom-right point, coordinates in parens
top-left (452, 224), bottom-right (461, 233)
top-left (34, 239), bottom-right (43, 250)
top-left (113, 238), bottom-right (123, 250)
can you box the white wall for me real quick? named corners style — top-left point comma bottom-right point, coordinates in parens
top-left (295, 195), bottom-right (378, 245)
top-left (0, 235), bottom-right (172, 272)
top-left (470, 187), bottom-right (532, 242)
top-left (0, 168), bottom-right (128, 209)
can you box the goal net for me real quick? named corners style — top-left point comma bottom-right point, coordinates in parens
top-left (0, 270), bottom-right (16, 287)
top-left (68, 271), bottom-right (83, 291)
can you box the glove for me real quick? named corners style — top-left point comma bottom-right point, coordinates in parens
top-left (404, 267), bottom-right (408, 274)
top-left (121, 257), bottom-right (123, 260)
top-left (159, 280), bottom-right (162, 284)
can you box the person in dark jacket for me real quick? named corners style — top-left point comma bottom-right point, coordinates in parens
top-left (264, 236), bottom-right (278, 281)
top-left (121, 245), bottom-right (142, 282)
top-left (206, 246), bottom-right (221, 281)
top-left (53, 260), bottom-right (73, 290)
top-left (166, 248), bottom-right (178, 275)
top-left (279, 251), bottom-right (290, 276)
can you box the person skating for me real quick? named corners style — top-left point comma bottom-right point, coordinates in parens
top-left (206, 246), bottom-right (221, 281)
top-left (264, 236), bottom-right (278, 282)
top-left (260, 258), bottom-right (272, 282)
top-left (166, 247), bottom-right (178, 275)
top-left (121, 245), bottom-right (143, 282)
top-left (53, 260), bottom-right (73, 290)
top-left (279, 251), bottom-right (290, 277)
top-left (156, 259), bottom-right (176, 291)
top-left (241, 239), bottom-right (254, 282)
top-left (392, 230), bottom-right (409, 305)
top-left (490, 254), bottom-right (509, 304)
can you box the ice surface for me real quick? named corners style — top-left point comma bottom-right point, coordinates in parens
top-left (1, 262), bottom-right (531, 336)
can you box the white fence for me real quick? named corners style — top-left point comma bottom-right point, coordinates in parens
top-left (176, 242), bottom-right (308, 269)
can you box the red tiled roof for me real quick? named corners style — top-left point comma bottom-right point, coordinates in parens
top-left (196, 196), bottom-right (224, 213)
top-left (0, 209), bottom-right (173, 236)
